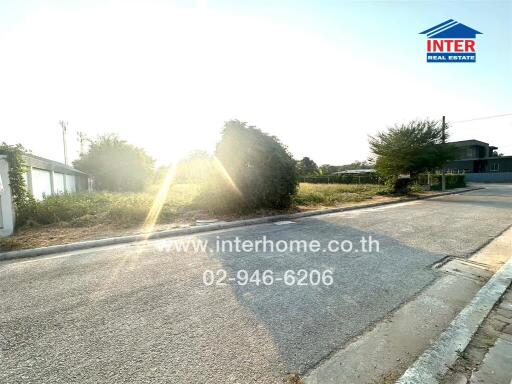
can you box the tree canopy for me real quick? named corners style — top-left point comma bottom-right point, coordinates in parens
top-left (297, 157), bottom-right (319, 176)
top-left (369, 119), bottom-right (456, 177)
top-left (214, 120), bottom-right (298, 210)
top-left (73, 134), bottom-right (154, 192)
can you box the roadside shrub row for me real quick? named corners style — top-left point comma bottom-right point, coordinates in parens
top-left (374, 173), bottom-right (466, 194)
top-left (429, 174), bottom-right (466, 190)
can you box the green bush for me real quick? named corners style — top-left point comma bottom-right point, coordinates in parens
top-left (106, 194), bottom-right (152, 223)
top-left (213, 120), bottom-right (298, 211)
top-left (17, 193), bottom-right (114, 226)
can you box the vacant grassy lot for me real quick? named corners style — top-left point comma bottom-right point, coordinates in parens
top-left (1, 183), bottom-right (394, 251)
top-left (293, 183), bottom-right (389, 207)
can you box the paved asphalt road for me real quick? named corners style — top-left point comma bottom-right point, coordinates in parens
top-left (1, 185), bottom-right (511, 383)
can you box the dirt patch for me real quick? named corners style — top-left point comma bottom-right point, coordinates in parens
top-left (286, 373), bottom-right (304, 384)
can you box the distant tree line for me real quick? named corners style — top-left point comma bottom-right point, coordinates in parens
top-left (296, 157), bottom-right (373, 177)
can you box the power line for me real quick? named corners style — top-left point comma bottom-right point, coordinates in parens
top-left (451, 113), bottom-right (512, 124)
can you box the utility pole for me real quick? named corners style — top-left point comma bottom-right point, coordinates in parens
top-left (441, 116), bottom-right (446, 191)
top-left (59, 120), bottom-right (68, 165)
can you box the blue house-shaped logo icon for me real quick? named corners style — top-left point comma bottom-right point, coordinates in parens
top-left (419, 20), bottom-right (482, 63)
top-left (420, 19), bottom-right (482, 39)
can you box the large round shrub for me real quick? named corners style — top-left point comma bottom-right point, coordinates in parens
top-left (214, 120), bottom-right (298, 210)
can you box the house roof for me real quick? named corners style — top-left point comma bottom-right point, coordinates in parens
top-left (420, 19), bottom-right (482, 39)
top-left (448, 139), bottom-right (489, 147)
top-left (23, 153), bottom-right (88, 176)
top-left (451, 155), bottom-right (512, 161)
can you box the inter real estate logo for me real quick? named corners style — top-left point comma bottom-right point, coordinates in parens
top-left (419, 19), bottom-right (482, 63)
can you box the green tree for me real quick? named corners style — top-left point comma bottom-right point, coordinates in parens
top-left (297, 157), bottom-right (319, 176)
top-left (369, 119), bottom-right (456, 179)
top-left (214, 120), bottom-right (298, 210)
top-left (73, 134), bottom-right (155, 192)
top-left (318, 164), bottom-right (338, 175)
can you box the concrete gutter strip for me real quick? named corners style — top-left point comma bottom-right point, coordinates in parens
top-left (0, 187), bottom-right (482, 262)
top-left (395, 256), bottom-right (512, 384)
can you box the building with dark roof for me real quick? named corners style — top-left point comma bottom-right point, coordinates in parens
top-left (445, 139), bottom-right (512, 176)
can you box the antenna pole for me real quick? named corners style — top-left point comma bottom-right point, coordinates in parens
top-left (59, 120), bottom-right (68, 165)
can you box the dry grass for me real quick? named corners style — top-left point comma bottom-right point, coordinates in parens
top-left (293, 183), bottom-right (390, 207)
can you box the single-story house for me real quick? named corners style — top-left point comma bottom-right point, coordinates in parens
top-left (0, 153), bottom-right (90, 237)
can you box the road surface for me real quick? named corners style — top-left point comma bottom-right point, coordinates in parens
top-left (1, 185), bottom-right (511, 383)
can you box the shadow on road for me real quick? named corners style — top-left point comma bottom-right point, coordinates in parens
top-left (202, 218), bottom-right (446, 374)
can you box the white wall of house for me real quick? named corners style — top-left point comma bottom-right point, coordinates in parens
top-left (25, 169), bottom-right (79, 200)
top-left (53, 172), bottom-right (65, 194)
top-left (31, 168), bottom-right (52, 200)
top-left (0, 156), bottom-right (15, 237)
top-left (65, 174), bottom-right (76, 193)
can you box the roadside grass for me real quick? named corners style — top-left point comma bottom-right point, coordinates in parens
top-left (1, 182), bottom-right (394, 251)
top-left (16, 183), bottom-right (202, 228)
top-left (17, 183), bottom-right (390, 227)
top-left (293, 183), bottom-right (390, 207)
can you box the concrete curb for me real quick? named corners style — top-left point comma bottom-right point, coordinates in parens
top-left (395, 255), bottom-right (512, 384)
top-left (0, 187), bottom-right (482, 262)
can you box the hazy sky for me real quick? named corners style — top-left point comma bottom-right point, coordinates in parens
top-left (1, 0), bottom-right (511, 166)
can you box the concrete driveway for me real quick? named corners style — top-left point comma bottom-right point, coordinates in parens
top-left (1, 185), bottom-right (511, 383)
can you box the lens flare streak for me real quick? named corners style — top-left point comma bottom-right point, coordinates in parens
top-left (142, 165), bottom-right (177, 234)
top-left (213, 156), bottom-right (243, 197)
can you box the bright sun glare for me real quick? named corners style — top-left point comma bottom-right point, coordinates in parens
top-left (142, 164), bottom-right (177, 234)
